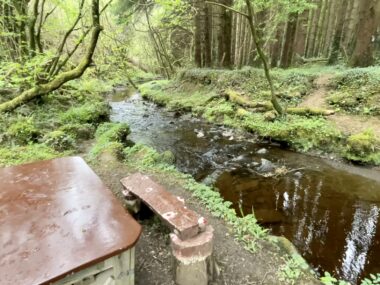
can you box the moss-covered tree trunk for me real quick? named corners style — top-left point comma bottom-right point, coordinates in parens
top-left (0, 0), bottom-right (102, 113)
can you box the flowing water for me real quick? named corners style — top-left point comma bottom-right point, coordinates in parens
top-left (110, 90), bottom-right (380, 284)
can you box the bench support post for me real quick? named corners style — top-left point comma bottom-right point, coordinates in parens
top-left (170, 226), bottom-right (214, 285)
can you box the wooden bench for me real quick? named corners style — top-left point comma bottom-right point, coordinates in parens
top-left (120, 173), bottom-right (205, 240)
top-left (120, 173), bottom-right (214, 285)
top-left (0, 157), bottom-right (141, 285)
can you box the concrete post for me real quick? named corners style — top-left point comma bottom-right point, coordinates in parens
top-left (170, 226), bottom-right (214, 285)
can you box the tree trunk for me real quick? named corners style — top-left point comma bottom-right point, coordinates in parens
top-left (306, 0), bottom-right (322, 57)
top-left (280, 12), bottom-right (298, 68)
top-left (0, 0), bottom-right (102, 113)
top-left (350, 0), bottom-right (380, 66)
top-left (328, 0), bottom-right (348, 65)
top-left (194, 0), bottom-right (203, 67)
top-left (294, 9), bottom-right (309, 58)
top-left (244, 0), bottom-right (283, 115)
top-left (270, 23), bottom-right (285, 67)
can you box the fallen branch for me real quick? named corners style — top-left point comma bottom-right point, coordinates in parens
top-left (224, 89), bottom-right (335, 116)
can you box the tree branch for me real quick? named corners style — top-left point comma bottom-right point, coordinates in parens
top-left (0, 0), bottom-right (102, 113)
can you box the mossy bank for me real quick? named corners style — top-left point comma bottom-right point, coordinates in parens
top-left (138, 67), bottom-right (380, 165)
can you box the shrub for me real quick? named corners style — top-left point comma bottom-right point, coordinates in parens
top-left (0, 144), bottom-right (67, 167)
top-left (43, 130), bottom-right (76, 151)
top-left (343, 129), bottom-right (380, 164)
top-left (89, 123), bottom-right (130, 159)
top-left (59, 123), bottom-right (96, 139)
top-left (60, 102), bottom-right (110, 125)
top-left (6, 117), bottom-right (40, 145)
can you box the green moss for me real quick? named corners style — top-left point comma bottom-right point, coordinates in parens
top-left (43, 130), bottom-right (76, 151)
top-left (328, 68), bottom-right (380, 115)
top-left (60, 102), bottom-right (110, 125)
top-left (240, 114), bottom-right (341, 151)
top-left (89, 122), bottom-right (130, 159)
top-left (59, 123), bottom-right (96, 139)
top-left (343, 130), bottom-right (380, 164)
top-left (0, 144), bottom-right (70, 167)
top-left (140, 80), bottom-right (216, 113)
top-left (6, 117), bottom-right (40, 145)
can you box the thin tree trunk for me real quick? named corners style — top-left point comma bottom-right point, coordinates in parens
top-left (328, 0), bottom-right (348, 65)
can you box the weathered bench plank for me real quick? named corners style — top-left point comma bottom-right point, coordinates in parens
top-left (120, 173), bottom-right (200, 240)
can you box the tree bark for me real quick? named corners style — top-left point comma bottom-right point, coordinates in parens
top-left (280, 12), bottom-right (298, 68)
top-left (328, 0), bottom-right (348, 65)
top-left (0, 0), bottom-right (102, 113)
top-left (294, 9), bottom-right (309, 58)
top-left (350, 0), bottom-right (380, 66)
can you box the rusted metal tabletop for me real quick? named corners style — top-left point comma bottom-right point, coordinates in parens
top-left (0, 156), bottom-right (141, 285)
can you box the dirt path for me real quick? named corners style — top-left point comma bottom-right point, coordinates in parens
top-left (299, 74), bottom-right (333, 109)
top-left (89, 156), bottom-right (319, 285)
top-left (300, 74), bottom-right (380, 139)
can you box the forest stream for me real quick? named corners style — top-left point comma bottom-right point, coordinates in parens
top-left (110, 89), bottom-right (380, 284)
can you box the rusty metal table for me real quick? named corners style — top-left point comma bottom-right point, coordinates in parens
top-left (0, 156), bottom-right (141, 285)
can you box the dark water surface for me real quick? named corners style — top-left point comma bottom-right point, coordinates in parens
top-left (110, 91), bottom-right (380, 284)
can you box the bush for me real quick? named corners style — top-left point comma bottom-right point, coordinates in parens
top-left (60, 102), bottom-right (110, 125)
top-left (59, 123), bottom-right (96, 139)
top-left (343, 129), bottom-right (380, 164)
top-left (89, 123), bottom-right (130, 159)
top-left (0, 144), bottom-right (67, 167)
top-left (43, 130), bottom-right (76, 151)
top-left (6, 117), bottom-right (40, 145)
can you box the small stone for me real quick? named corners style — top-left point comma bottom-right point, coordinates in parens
top-left (257, 148), bottom-right (268, 154)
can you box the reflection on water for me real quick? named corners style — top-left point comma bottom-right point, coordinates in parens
top-left (110, 91), bottom-right (380, 284)
top-left (216, 170), bottom-right (380, 284)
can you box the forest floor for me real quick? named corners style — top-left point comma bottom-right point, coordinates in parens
top-left (300, 73), bottom-right (380, 139)
top-left (90, 153), bottom-right (320, 285)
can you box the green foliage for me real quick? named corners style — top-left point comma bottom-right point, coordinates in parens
top-left (6, 117), bottom-right (40, 145)
top-left (60, 102), bottom-right (110, 125)
top-left (89, 122), bottom-right (130, 159)
top-left (320, 272), bottom-right (350, 285)
top-left (43, 130), bottom-right (76, 151)
top-left (0, 53), bottom-right (52, 89)
top-left (278, 255), bottom-right (306, 285)
top-left (241, 114), bottom-right (341, 151)
top-left (343, 130), bottom-right (380, 164)
top-left (0, 144), bottom-right (70, 167)
top-left (328, 68), bottom-right (380, 115)
top-left (361, 274), bottom-right (380, 285)
top-left (59, 123), bottom-right (96, 139)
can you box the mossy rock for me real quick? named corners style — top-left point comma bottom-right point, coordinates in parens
top-left (60, 102), bottom-right (110, 125)
top-left (6, 117), bottom-right (40, 145)
top-left (346, 129), bottom-right (377, 155)
top-left (160, 150), bottom-right (175, 164)
top-left (43, 130), bottom-right (76, 151)
top-left (343, 129), bottom-right (380, 164)
top-left (59, 123), bottom-right (96, 140)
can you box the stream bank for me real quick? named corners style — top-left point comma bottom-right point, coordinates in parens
top-left (109, 88), bottom-right (380, 284)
